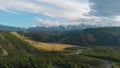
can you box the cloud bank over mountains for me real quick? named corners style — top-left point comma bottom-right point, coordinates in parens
top-left (0, 0), bottom-right (120, 27)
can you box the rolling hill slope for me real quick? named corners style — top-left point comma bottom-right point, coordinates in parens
top-left (0, 31), bottom-right (39, 56)
top-left (11, 32), bottom-right (74, 51)
top-left (19, 27), bottom-right (120, 46)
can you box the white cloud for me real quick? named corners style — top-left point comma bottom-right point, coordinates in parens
top-left (38, 0), bottom-right (90, 18)
top-left (1, 0), bottom-right (119, 27)
top-left (36, 19), bottom-right (60, 26)
top-left (114, 16), bottom-right (120, 22)
top-left (36, 0), bottom-right (90, 13)
top-left (36, 18), bottom-right (85, 27)
top-left (0, 0), bottom-right (43, 13)
top-left (36, 16), bottom-right (99, 27)
top-left (0, 0), bottom-right (90, 19)
top-left (0, 6), bottom-right (8, 12)
top-left (37, 19), bottom-right (70, 27)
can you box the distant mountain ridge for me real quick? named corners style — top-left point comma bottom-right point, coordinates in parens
top-left (0, 24), bottom-right (97, 31)
top-left (0, 24), bottom-right (24, 31)
top-left (27, 24), bottom-right (97, 31)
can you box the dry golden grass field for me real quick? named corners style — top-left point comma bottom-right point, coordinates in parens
top-left (11, 32), bottom-right (74, 51)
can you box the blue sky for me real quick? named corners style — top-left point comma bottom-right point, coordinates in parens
top-left (0, 11), bottom-right (36, 27)
top-left (0, 10), bottom-right (61, 27)
top-left (0, 0), bottom-right (120, 27)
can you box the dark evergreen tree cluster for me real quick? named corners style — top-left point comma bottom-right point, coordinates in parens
top-left (0, 54), bottom-right (103, 68)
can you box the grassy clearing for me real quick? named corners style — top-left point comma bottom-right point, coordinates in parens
top-left (82, 46), bottom-right (120, 62)
top-left (25, 39), bottom-right (74, 51)
top-left (11, 32), bottom-right (23, 39)
top-left (11, 32), bottom-right (74, 51)
top-left (112, 62), bottom-right (120, 68)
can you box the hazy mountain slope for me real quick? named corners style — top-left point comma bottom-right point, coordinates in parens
top-left (0, 24), bottom-right (23, 31)
top-left (20, 27), bottom-right (120, 46)
top-left (0, 31), bottom-right (39, 56)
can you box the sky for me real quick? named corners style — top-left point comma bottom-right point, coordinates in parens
top-left (0, 0), bottom-right (120, 27)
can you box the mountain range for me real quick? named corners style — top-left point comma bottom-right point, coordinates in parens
top-left (0, 24), bottom-right (97, 31)
top-left (28, 24), bottom-right (97, 31)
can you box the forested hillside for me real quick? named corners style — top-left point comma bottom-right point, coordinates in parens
top-left (19, 27), bottom-right (120, 46)
top-left (0, 28), bottom-right (120, 68)
top-left (0, 31), bottom-right (39, 56)
top-left (0, 31), bottom-right (104, 68)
